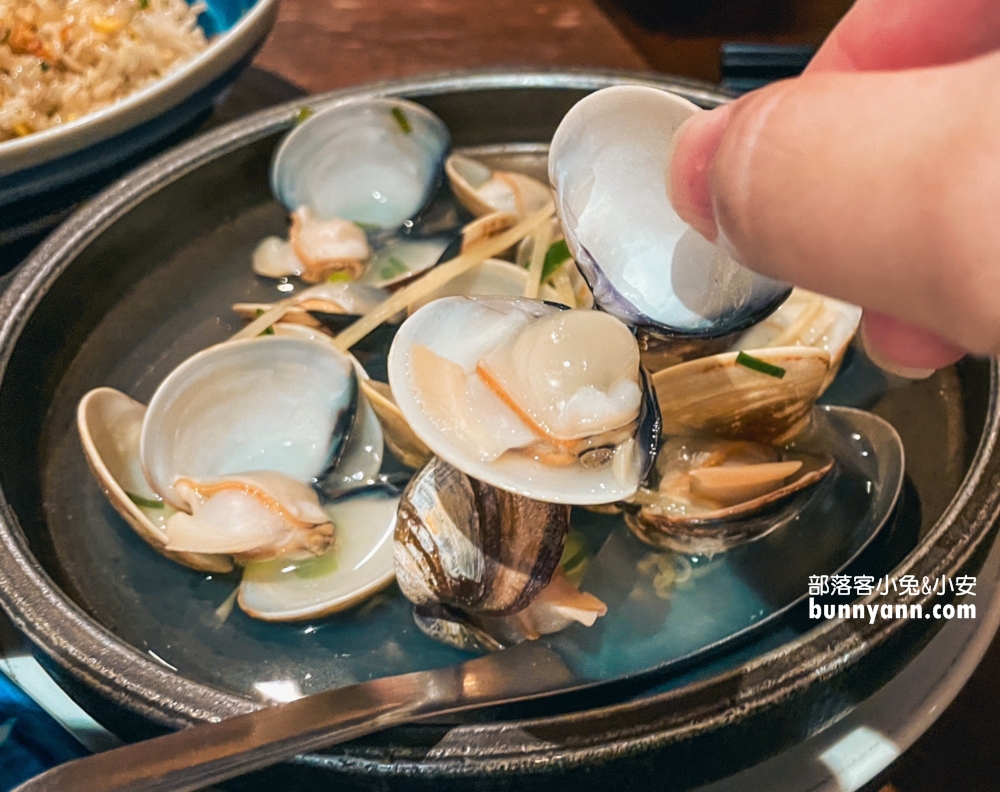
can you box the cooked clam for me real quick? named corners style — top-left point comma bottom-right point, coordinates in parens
top-left (625, 437), bottom-right (834, 556)
top-left (653, 346), bottom-right (831, 445)
top-left (731, 288), bottom-right (862, 393)
top-left (252, 209), bottom-right (370, 284)
top-left (446, 154), bottom-right (551, 219)
top-left (77, 388), bottom-right (233, 574)
top-left (271, 98), bottom-right (450, 231)
top-left (549, 85), bottom-right (789, 337)
top-left (387, 296), bottom-right (660, 504)
top-left (141, 337), bottom-right (357, 508)
top-left (395, 456), bottom-right (606, 649)
top-left (239, 483), bottom-right (399, 621)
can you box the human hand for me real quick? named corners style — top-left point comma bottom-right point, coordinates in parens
top-left (668, 0), bottom-right (1000, 376)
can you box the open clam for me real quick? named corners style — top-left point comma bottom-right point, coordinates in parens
top-left (239, 483), bottom-right (399, 621)
top-left (77, 388), bottom-right (233, 574)
top-left (731, 288), bottom-right (862, 393)
top-left (395, 456), bottom-right (606, 650)
top-left (626, 407), bottom-right (902, 556)
top-left (633, 341), bottom-right (887, 554)
top-left (652, 346), bottom-right (831, 445)
top-left (387, 296), bottom-right (660, 505)
top-left (271, 98), bottom-right (450, 231)
top-left (79, 334), bottom-right (401, 620)
top-left (446, 154), bottom-right (551, 219)
top-left (548, 85), bottom-right (789, 337)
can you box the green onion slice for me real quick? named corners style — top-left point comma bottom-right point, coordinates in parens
top-left (391, 107), bottom-right (412, 134)
top-left (541, 239), bottom-right (571, 281)
top-left (736, 351), bottom-right (786, 379)
top-left (127, 492), bottom-right (163, 509)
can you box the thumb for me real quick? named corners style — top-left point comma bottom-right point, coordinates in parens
top-left (669, 51), bottom-right (1000, 360)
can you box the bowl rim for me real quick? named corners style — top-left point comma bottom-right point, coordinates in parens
top-left (0, 69), bottom-right (998, 781)
top-left (0, 0), bottom-right (281, 178)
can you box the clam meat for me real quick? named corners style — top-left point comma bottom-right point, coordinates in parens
top-left (446, 153), bottom-right (551, 219)
top-left (388, 296), bottom-right (660, 504)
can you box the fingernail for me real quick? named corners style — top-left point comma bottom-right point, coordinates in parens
top-left (859, 321), bottom-right (936, 380)
top-left (667, 103), bottom-right (734, 242)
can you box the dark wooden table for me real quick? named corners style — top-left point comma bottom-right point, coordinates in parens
top-left (251, 3), bottom-right (998, 792)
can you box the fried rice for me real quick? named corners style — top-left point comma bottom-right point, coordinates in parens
top-left (0, 0), bottom-right (209, 142)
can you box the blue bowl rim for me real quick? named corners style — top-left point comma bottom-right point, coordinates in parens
top-left (0, 0), bottom-right (280, 178)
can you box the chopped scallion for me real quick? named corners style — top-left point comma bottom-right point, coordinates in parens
top-left (294, 106), bottom-right (314, 125)
top-left (254, 308), bottom-right (275, 335)
top-left (380, 256), bottom-right (408, 280)
top-left (735, 351), bottom-right (786, 379)
top-left (127, 492), bottom-right (163, 509)
top-left (138, 0), bottom-right (149, 9)
top-left (327, 271), bottom-right (352, 283)
top-left (391, 107), bottom-right (412, 134)
top-left (541, 239), bottom-right (571, 281)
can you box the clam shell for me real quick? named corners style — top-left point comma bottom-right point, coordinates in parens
top-left (625, 440), bottom-right (835, 556)
top-left (731, 288), bottom-right (862, 393)
top-left (238, 485), bottom-right (398, 621)
top-left (77, 388), bottom-right (233, 574)
top-left (549, 85), bottom-right (789, 336)
top-left (387, 296), bottom-right (660, 505)
top-left (140, 336), bottom-right (358, 509)
top-left (446, 154), bottom-right (551, 219)
top-left (272, 98), bottom-right (450, 231)
top-left (623, 406), bottom-right (900, 556)
top-left (652, 346), bottom-right (831, 445)
top-left (394, 456), bottom-right (569, 616)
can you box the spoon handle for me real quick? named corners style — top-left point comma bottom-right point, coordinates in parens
top-left (14, 644), bottom-right (573, 792)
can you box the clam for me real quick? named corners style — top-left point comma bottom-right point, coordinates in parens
top-left (252, 209), bottom-right (370, 283)
top-left (359, 210), bottom-right (525, 291)
top-left (360, 237), bottom-right (453, 289)
top-left (135, 337), bottom-right (358, 562)
top-left (548, 85), bottom-right (789, 337)
top-left (625, 407), bottom-right (903, 556)
top-left (395, 456), bottom-right (606, 650)
top-left (79, 333), bottom-right (401, 619)
top-left (731, 288), bottom-right (862, 393)
top-left (77, 388), bottom-right (233, 574)
top-left (625, 437), bottom-right (834, 556)
top-left (271, 98), bottom-right (450, 231)
top-left (387, 296), bottom-right (660, 505)
top-left (446, 154), bottom-right (551, 219)
top-left (239, 483), bottom-right (399, 621)
top-left (653, 346), bottom-right (831, 445)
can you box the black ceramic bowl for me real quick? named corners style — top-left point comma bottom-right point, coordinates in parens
top-left (0, 71), bottom-right (997, 791)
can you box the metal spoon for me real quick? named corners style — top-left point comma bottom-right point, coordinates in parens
top-left (13, 642), bottom-right (573, 792)
top-left (14, 407), bottom-right (903, 791)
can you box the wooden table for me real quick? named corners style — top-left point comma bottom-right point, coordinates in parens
top-left (250, 3), bottom-right (998, 791)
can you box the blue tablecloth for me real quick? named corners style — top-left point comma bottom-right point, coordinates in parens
top-left (0, 670), bottom-right (87, 790)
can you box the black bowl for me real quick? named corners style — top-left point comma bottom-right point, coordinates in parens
top-left (0, 71), bottom-right (997, 791)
